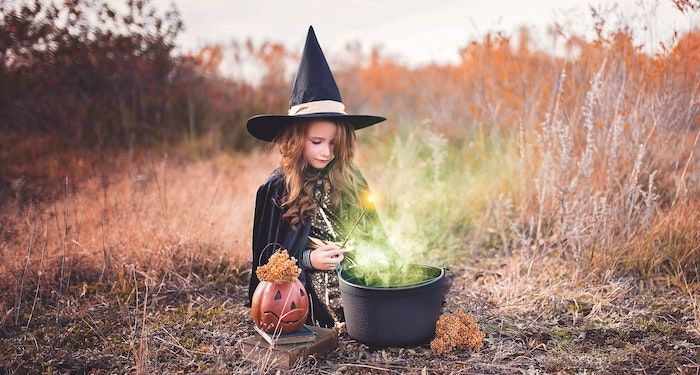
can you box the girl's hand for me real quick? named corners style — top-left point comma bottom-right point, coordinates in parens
top-left (310, 243), bottom-right (344, 271)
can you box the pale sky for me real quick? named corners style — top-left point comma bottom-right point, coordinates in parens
top-left (149, 0), bottom-right (697, 83)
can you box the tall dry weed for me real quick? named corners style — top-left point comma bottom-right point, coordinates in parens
top-left (507, 43), bottom-right (699, 279)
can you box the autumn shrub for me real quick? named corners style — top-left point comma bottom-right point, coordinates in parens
top-left (255, 250), bottom-right (301, 284)
top-left (430, 310), bottom-right (485, 354)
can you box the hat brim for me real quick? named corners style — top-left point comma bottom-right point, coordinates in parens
top-left (246, 113), bottom-right (386, 142)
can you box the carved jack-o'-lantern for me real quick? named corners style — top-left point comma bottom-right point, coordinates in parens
top-left (251, 278), bottom-right (309, 333)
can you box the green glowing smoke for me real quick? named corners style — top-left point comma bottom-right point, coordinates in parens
top-left (342, 262), bottom-right (441, 288)
top-left (340, 241), bottom-right (438, 288)
top-left (339, 123), bottom-right (520, 287)
top-left (338, 227), bottom-right (446, 287)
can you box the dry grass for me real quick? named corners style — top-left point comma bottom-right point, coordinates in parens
top-left (1, 137), bottom-right (698, 373)
top-left (1, 249), bottom-right (696, 373)
top-left (0, 150), bottom-right (278, 312)
top-left (2, 96), bottom-right (699, 373)
top-left (622, 200), bottom-right (700, 274)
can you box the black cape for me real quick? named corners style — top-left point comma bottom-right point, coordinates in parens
top-left (247, 166), bottom-right (394, 327)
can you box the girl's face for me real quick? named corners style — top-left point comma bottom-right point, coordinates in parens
top-left (303, 120), bottom-right (338, 169)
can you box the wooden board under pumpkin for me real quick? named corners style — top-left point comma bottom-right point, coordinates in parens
top-left (240, 325), bottom-right (338, 369)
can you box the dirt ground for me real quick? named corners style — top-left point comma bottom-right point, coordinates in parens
top-left (1, 253), bottom-right (698, 374)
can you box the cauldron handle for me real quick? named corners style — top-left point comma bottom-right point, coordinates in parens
top-left (441, 267), bottom-right (452, 299)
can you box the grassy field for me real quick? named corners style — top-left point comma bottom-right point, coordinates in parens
top-left (1, 125), bottom-right (698, 372)
top-left (1, 248), bottom-right (697, 373)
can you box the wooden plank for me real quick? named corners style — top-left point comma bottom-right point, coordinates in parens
top-left (240, 325), bottom-right (338, 369)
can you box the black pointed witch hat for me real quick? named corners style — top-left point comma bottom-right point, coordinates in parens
top-left (246, 26), bottom-right (386, 142)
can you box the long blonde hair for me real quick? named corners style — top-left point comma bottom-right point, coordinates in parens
top-left (276, 119), bottom-right (363, 229)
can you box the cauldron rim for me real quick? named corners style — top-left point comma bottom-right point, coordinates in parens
top-left (338, 264), bottom-right (444, 291)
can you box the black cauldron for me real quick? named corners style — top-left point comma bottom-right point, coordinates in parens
top-left (338, 265), bottom-right (445, 348)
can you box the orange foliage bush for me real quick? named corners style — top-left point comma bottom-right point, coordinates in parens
top-left (255, 250), bottom-right (301, 284)
top-left (430, 310), bottom-right (485, 354)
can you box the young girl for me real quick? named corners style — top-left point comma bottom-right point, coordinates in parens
top-left (246, 27), bottom-right (394, 328)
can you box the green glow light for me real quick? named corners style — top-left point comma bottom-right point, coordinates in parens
top-left (341, 241), bottom-right (437, 288)
top-left (342, 261), bottom-right (441, 288)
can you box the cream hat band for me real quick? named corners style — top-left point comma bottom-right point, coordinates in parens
top-left (288, 100), bottom-right (347, 115)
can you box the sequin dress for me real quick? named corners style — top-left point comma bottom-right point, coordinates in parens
top-left (308, 174), bottom-right (346, 325)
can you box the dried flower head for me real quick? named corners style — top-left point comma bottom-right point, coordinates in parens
top-left (256, 249), bottom-right (301, 284)
top-left (430, 310), bottom-right (484, 354)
